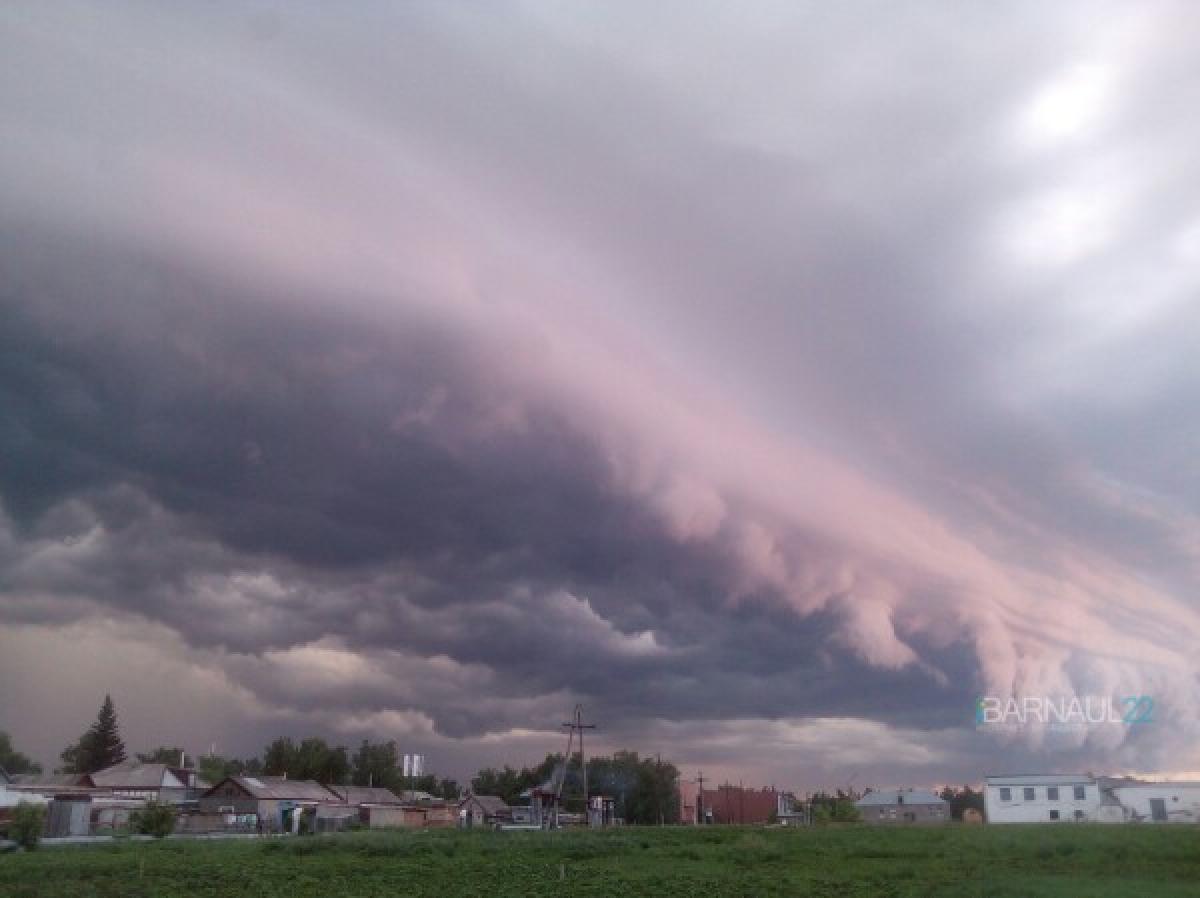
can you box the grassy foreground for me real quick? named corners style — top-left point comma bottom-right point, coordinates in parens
top-left (2, 824), bottom-right (1199, 897)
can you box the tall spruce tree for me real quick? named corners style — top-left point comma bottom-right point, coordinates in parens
top-left (88, 695), bottom-right (127, 770)
top-left (66, 694), bottom-right (127, 773)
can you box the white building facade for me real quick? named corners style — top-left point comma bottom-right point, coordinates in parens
top-left (984, 774), bottom-right (1100, 823)
top-left (1098, 781), bottom-right (1200, 824)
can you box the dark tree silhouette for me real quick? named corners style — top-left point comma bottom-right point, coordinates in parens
top-left (61, 694), bottom-right (127, 773)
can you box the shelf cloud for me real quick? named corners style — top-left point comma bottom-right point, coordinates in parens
top-left (2, 1), bottom-right (1199, 787)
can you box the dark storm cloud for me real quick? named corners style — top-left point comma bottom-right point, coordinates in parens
top-left (2, 1), bottom-right (1199, 782)
top-left (0, 228), bottom-right (982, 754)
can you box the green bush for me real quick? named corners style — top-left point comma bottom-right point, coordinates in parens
top-left (813, 799), bottom-right (861, 824)
top-left (131, 799), bottom-right (176, 839)
top-left (11, 802), bottom-right (46, 850)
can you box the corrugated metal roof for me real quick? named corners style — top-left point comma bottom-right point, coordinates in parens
top-left (856, 788), bottom-right (947, 807)
top-left (464, 794), bottom-right (511, 813)
top-left (218, 776), bottom-right (342, 803)
top-left (91, 763), bottom-right (185, 790)
top-left (328, 786), bottom-right (404, 805)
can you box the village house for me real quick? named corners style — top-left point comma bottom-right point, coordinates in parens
top-left (325, 785), bottom-right (412, 828)
top-left (199, 776), bottom-right (350, 833)
top-left (458, 793), bottom-right (512, 827)
top-left (1095, 778), bottom-right (1200, 824)
top-left (4, 772), bottom-right (94, 798)
top-left (90, 762), bottom-right (194, 803)
top-left (984, 774), bottom-right (1100, 823)
top-left (856, 788), bottom-right (949, 824)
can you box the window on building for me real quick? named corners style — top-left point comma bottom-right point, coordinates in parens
top-left (1049, 810), bottom-right (1059, 820)
top-left (1074, 810), bottom-right (1084, 820)
top-left (1047, 787), bottom-right (1059, 801)
top-left (1024, 787), bottom-right (1036, 801)
top-left (999, 787), bottom-right (1011, 801)
top-left (1073, 786), bottom-right (1086, 800)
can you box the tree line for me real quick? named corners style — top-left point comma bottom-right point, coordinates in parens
top-left (939, 784), bottom-right (986, 820)
top-left (0, 697), bottom-right (460, 801)
top-left (470, 750), bottom-right (680, 825)
top-left (6, 696), bottom-right (678, 820)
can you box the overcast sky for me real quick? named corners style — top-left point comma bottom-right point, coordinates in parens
top-left (2, 1), bottom-right (1199, 790)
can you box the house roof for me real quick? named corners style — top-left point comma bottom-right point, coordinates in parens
top-left (91, 763), bottom-right (185, 790)
top-left (856, 789), bottom-right (947, 807)
top-left (328, 785), bottom-right (404, 806)
top-left (206, 775), bottom-right (342, 803)
top-left (1101, 778), bottom-right (1200, 791)
top-left (396, 790), bottom-right (438, 803)
top-left (8, 772), bottom-right (89, 788)
top-left (463, 794), bottom-right (511, 814)
top-left (985, 774), bottom-right (1094, 786)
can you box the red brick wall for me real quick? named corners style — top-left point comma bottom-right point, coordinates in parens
top-left (702, 787), bottom-right (779, 824)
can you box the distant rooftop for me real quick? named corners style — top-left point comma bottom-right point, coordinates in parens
top-left (327, 785), bottom-right (404, 805)
top-left (984, 774), bottom-right (1094, 786)
top-left (856, 788), bottom-right (946, 807)
top-left (209, 775), bottom-right (343, 803)
top-left (463, 794), bottom-right (511, 813)
top-left (91, 762), bottom-right (185, 790)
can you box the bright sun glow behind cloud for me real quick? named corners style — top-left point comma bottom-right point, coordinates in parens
top-left (1019, 63), bottom-right (1114, 148)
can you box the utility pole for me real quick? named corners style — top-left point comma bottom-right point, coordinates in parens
top-left (559, 705), bottom-right (596, 824)
top-left (656, 752), bottom-right (663, 826)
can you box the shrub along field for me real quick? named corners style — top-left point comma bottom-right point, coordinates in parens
top-left (2, 824), bottom-right (1198, 897)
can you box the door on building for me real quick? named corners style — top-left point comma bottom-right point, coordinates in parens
top-left (1149, 798), bottom-right (1168, 822)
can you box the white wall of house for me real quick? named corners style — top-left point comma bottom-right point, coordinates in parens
top-left (984, 776), bottom-right (1100, 823)
top-left (1106, 785), bottom-right (1200, 823)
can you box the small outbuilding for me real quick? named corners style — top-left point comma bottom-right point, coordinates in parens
top-left (459, 794), bottom-right (512, 827)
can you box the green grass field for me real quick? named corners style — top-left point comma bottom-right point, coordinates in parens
top-left (2, 825), bottom-right (1198, 897)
